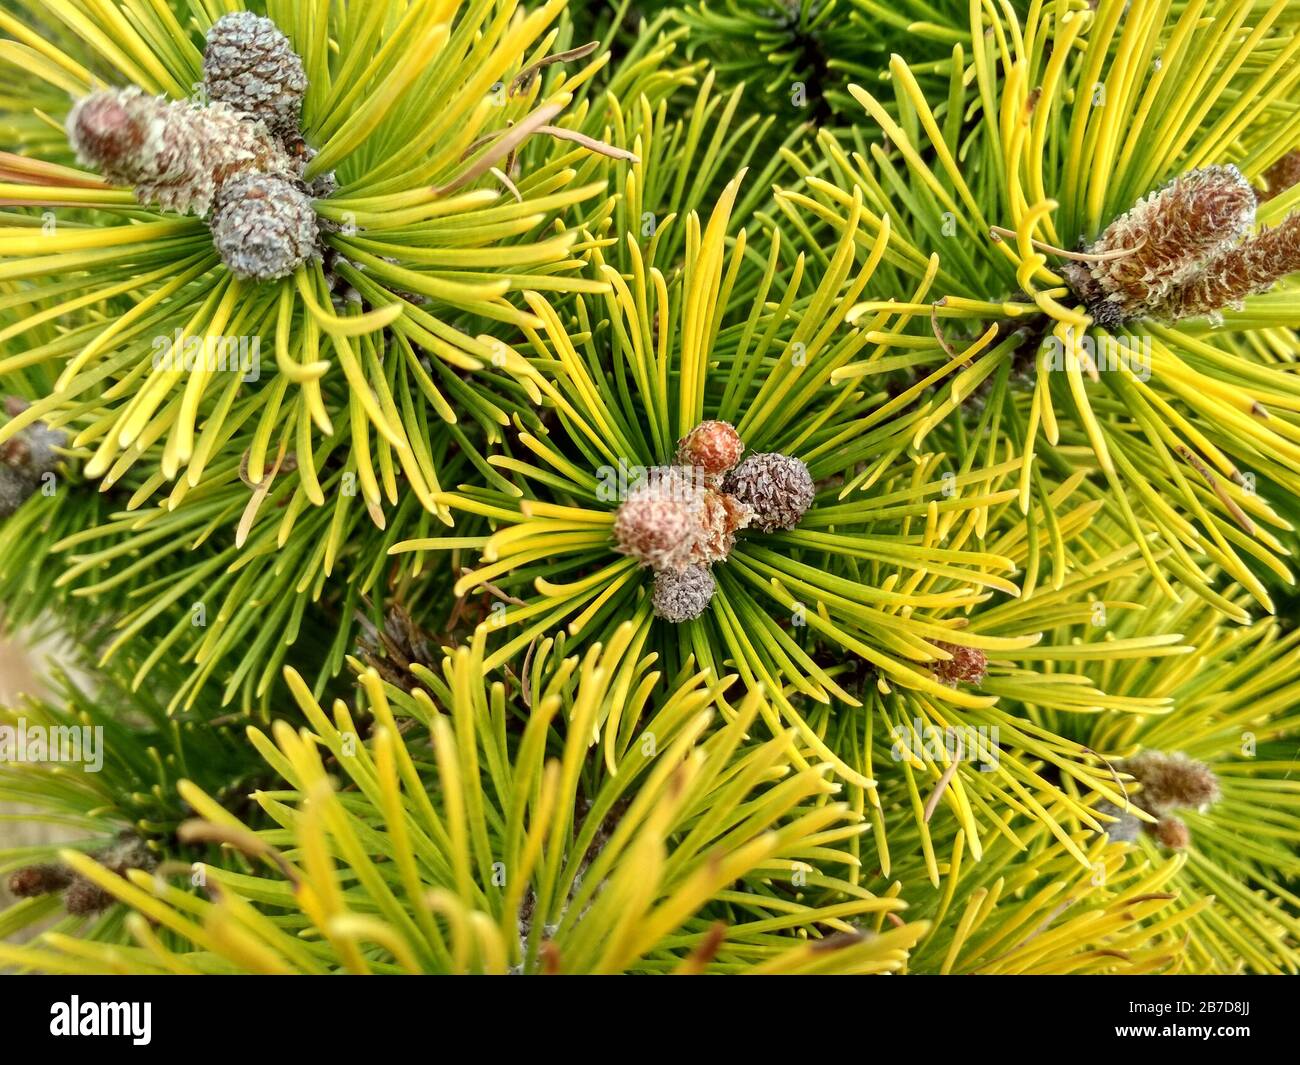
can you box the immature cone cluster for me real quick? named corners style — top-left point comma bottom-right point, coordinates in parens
top-left (1109, 750), bottom-right (1222, 851)
top-left (203, 11), bottom-right (308, 143)
top-left (928, 641), bottom-right (989, 687)
top-left (614, 424), bottom-right (818, 622)
top-left (1, 397), bottom-right (65, 518)
top-left (6, 835), bottom-right (156, 917)
top-left (66, 13), bottom-right (324, 282)
top-left (1063, 164), bottom-right (1300, 325)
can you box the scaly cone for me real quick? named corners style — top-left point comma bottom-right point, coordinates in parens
top-left (1062, 165), bottom-right (1257, 327)
top-left (652, 565), bottom-right (716, 622)
top-left (203, 11), bottom-right (309, 144)
top-left (1257, 149), bottom-right (1300, 202)
top-left (211, 172), bottom-right (319, 281)
top-left (723, 452), bottom-right (815, 533)
top-left (1147, 214), bottom-right (1300, 321)
top-left (67, 87), bottom-right (293, 217)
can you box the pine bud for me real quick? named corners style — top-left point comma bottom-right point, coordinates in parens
top-left (1063, 164), bottom-right (1256, 327)
top-left (67, 87), bottom-right (292, 217)
top-left (211, 172), bottom-right (318, 280)
top-left (1121, 750), bottom-right (1220, 813)
top-left (1152, 815), bottom-right (1190, 850)
top-left (1258, 149), bottom-right (1300, 203)
top-left (306, 166), bottom-right (339, 201)
top-left (652, 564), bottom-right (715, 622)
top-left (7, 863), bottom-right (74, 898)
top-left (1094, 801), bottom-right (1142, 843)
top-left (99, 835), bottom-right (156, 876)
top-left (203, 12), bottom-right (308, 143)
top-left (1147, 214), bottom-right (1300, 321)
top-left (928, 641), bottom-right (988, 687)
top-left (676, 420), bottom-right (744, 480)
top-left (613, 467), bottom-right (707, 572)
top-left (60, 835), bottom-right (157, 917)
top-left (0, 471), bottom-right (30, 517)
top-left (64, 877), bottom-right (114, 917)
top-left (1, 399), bottom-right (65, 518)
top-left (723, 452), bottom-right (815, 533)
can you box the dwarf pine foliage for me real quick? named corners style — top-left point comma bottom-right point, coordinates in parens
top-left (0, 0), bottom-right (1298, 978)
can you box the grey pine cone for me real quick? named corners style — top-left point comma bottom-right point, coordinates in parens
top-left (211, 173), bottom-right (319, 281)
top-left (652, 565), bottom-right (715, 622)
top-left (722, 452), bottom-right (815, 532)
top-left (204, 12), bottom-right (308, 142)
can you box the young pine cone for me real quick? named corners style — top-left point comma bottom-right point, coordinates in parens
top-left (64, 878), bottom-right (116, 918)
top-left (63, 835), bottom-right (158, 918)
top-left (1062, 165), bottom-right (1256, 327)
top-left (1257, 150), bottom-right (1300, 203)
top-left (694, 487), bottom-right (752, 565)
top-left (1120, 750), bottom-right (1220, 813)
top-left (67, 87), bottom-right (293, 217)
top-left (204, 12), bottom-right (308, 143)
top-left (613, 467), bottom-right (707, 572)
top-left (928, 641), bottom-right (988, 687)
top-left (723, 452), bottom-right (815, 533)
top-left (1146, 214), bottom-right (1300, 321)
top-left (1152, 815), bottom-right (1191, 851)
top-left (676, 420), bottom-right (744, 481)
top-left (6, 863), bottom-right (74, 898)
top-left (212, 172), bottom-right (319, 280)
top-left (652, 564), bottom-right (716, 622)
